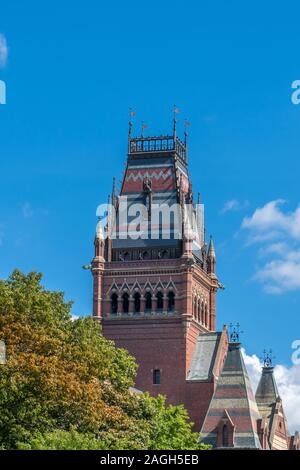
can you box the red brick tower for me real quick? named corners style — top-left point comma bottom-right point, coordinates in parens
top-left (92, 120), bottom-right (226, 429)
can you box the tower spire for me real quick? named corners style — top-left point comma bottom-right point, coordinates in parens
top-left (207, 235), bottom-right (216, 259)
top-left (196, 192), bottom-right (201, 243)
top-left (201, 205), bottom-right (207, 269)
top-left (128, 109), bottom-right (135, 152)
top-left (173, 105), bottom-right (180, 139)
top-left (112, 176), bottom-right (116, 208)
top-left (184, 120), bottom-right (191, 162)
top-left (128, 108), bottom-right (135, 137)
top-left (106, 193), bottom-right (112, 262)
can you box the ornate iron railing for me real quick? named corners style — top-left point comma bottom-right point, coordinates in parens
top-left (129, 136), bottom-right (186, 160)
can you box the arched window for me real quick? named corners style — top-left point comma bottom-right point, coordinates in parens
top-left (193, 297), bottom-right (197, 317)
top-left (156, 291), bottom-right (164, 311)
top-left (122, 292), bottom-right (129, 314)
top-left (111, 293), bottom-right (118, 314)
top-left (145, 292), bottom-right (152, 312)
top-left (161, 250), bottom-right (168, 259)
top-left (123, 252), bottom-right (130, 261)
top-left (205, 304), bottom-right (208, 327)
top-left (222, 425), bottom-right (229, 447)
top-left (142, 251), bottom-right (150, 260)
top-left (134, 292), bottom-right (141, 314)
top-left (167, 291), bottom-right (175, 312)
top-left (198, 299), bottom-right (201, 322)
top-left (201, 302), bottom-right (205, 324)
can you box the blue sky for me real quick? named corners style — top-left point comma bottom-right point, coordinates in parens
top-left (1, 0), bottom-right (300, 370)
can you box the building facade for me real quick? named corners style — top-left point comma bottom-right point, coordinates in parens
top-left (91, 123), bottom-right (298, 449)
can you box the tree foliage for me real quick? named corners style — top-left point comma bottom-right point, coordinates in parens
top-left (0, 270), bottom-right (208, 450)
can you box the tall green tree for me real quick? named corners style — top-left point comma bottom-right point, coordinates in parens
top-left (0, 270), bottom-right (208, 450)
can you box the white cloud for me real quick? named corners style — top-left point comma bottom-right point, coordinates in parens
top-left (242, 200), bottom-right (300, 240)
top-left (22, 203), bottom-right (35, 219)
top-left (254, 258), bottom-right (300, 294)
top-left (0, 34), bottom-right (8, 68)
top-left (242, 348), bottom-right (262, 388)
top-left (242, 200), bottom-right (300, 293)
top-left (221, 199), bottom-right (249, 214)
top-left (221, 199), bottom-right (240, 214)
top-left (243, 349), bottom-right (300, 434)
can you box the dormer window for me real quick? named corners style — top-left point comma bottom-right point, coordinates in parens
top-left (222, 425), bottom-right (229, 447)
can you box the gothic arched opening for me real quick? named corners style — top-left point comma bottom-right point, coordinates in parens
top-left (156, 291), bottom-right (164, 311)
top-left (134, 292), bottom-right (141, 314)
top-left (201, 302), bottom-right (205, 324)
top-left (122, 292), bottom-right (129, 314)
top-left (145, 292), bottom-right (152, 312)
top-left (167, 291), bottom-right (175, 312)
top-left (111, 293), bottom-right (118, 314)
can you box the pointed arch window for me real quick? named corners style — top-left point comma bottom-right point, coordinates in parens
top-left (122, 292), bottom-right (129, 314)
top-left (111, 293), bottom-right (118, 314)
top-left (167, 291), bottom-right (175, 312)
top-left (201, 302), bottom-right (205, 324)
top-left (145, 292), bottom-right (152, 312)
top-left (134, 292), bottom-right (141, 314)
top-left (156, 291), bottom-right (164, 311)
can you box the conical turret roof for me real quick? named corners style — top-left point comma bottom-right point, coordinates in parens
top-left (255, 366), bottom-right (279, 406)
top-left (207, 235), bottom-right (216, 259)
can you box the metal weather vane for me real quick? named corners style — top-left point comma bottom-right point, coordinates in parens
top-left (261, 349), bottom-right (276, 368)
top-left (141, 121), bottom-right (148, 137)
top-left (173, 105), bottom-right (180, 137)
top-left (229, 322), bottom-right (243, 343)
top-left (128, 108), bottom-right (136, 138)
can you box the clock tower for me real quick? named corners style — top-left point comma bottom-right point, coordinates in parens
top-left (91, 121), bottom-right (227, 429)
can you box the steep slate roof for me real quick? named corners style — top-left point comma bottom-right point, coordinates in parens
top-left (200, 342), bottom-right (262, 448)
top-left (255, 366), bottom-right (289, 450)
top-left (187, 332), bottom-right (222, 381)
top-left (114, 136), bottom-right (188, 251)
top-left (255, 366), bottom-right (279, 405)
